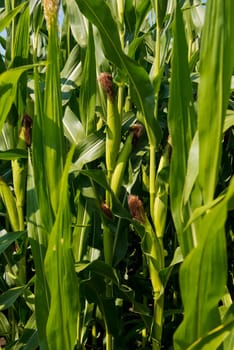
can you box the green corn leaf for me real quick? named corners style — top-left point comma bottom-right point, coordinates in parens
top-left (74, 169), bottom-right (131, 219)
top-left (76, 0), bottom-right (161, 147)
top-left (43, 22), bottom-right (64, 216)
top-left (82, 276), bottom-right (119, 337)
top-left (63, 106), bottom-right (86, 144)
top-left (0, 286), bottom-right (26, 311)
top-left (44, 146), bottom-right (80, 350)
top-left (79, 23), bottom-right (97, 135)
top-left (76, 260), bottom-right (119, 285)
top-left (72, 194), bottom-right (90, 262)
top-left (157, 0), bottom-right (168, 28)
top-left (10, 4), bottom-right (30, 117)
top-left (197, 0), bottom-right (234, 203)
top-left (174, 180), bottom-right (234, 349)
top-left (223, 303), bottom-right (234, 350)
top-left (0, 311), bottom-right (10, 338)
top-left (168, 3), bottom-right (196, 256)
top-left (135, 0), bottom-right (152, 36)
top-left (187, 319), bottom-right (234, 350)
top-left (0, 1), bottom-right (27, 33)
top-left (0, 177), bottom-right (19, 232)
top-left (61, 45), bottom-right (83, 106)
top-left (0, 65), bottom-right (35, 136)
top-left (159, 247), bottom-right (183, 287)
top-left (70, 131), bottom-right (105, 171)
top-left (12, 313), bottom-right (39, 350)
top-left (0, 149), bottom-right (27, 160)
top-left (0, 230), bottom-right (26, 255)
top-left (124, 0), bottom-right (136, 39)
top-left (224, 110), bottom-right (234, 132)
top-left (182, 131), bottom-right (199, 205)
top-left (27, 152), bottom-right (50, 350)
top-left (11, 4), bottom-right (29, 65)
top-left (32, 68), bottom-right (53, 235)
top-left (65, 0), bottom-right (88, 47)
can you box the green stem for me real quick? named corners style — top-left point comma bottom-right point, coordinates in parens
top-left (17, 205), bottom-right (26, 284)
top-left (152, 295), bottom-right (164, 350)
top-left (103, 224), bottom-right (113, 266)
top-left (149, 145), bottom-right (156, 221)
top-left (11, 0), bottom-right (15, 60)
top-left (155, 1), bottom-right (161, 79)
top-left (92, 321), bottom-right (97, 348)
top-left (117, 0), bottom-right (125, 49)
top-left (104, 277), bottom-right (113, 350)
top-left (106, 330), bottom-right (113, 350)
top-left (142, 254), bottom-right (148, 347)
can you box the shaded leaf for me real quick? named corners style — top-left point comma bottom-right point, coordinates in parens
top-left (0, 231), bottom-right (26, 255)
top-left (0, 149), bottom-right (27, 160)
top-left (0, 286), bottom-right (26, 311)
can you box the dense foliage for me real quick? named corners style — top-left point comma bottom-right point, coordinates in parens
top-left (0, 0), bottom-right (233, 349)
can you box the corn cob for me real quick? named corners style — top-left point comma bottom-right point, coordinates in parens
top-left (98, 73), bottom-right (121, 181)
top-left (111, 124), bottom-right (143, 196)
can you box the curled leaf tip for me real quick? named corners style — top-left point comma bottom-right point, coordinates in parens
top-left (98, 72), bottom-right (115, 99)
top-left (128, 195), bottom-right (146, 223)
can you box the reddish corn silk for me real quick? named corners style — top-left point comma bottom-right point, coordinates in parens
top-left (100, 202), bottom-right (113, 220)
top-left (21, 114), bottom-right (32, 146)
top-left (130, 123), bottom-right (144, 145)
top-left (98, 72), bottom-right (115, 99)
top-left (128, 195), bottom-right (146, 223)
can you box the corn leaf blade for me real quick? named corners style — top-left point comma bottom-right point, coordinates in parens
top-left (174, 180), bottom-right (234, 349)
top-left (198, 0), bottom-right (234, 202)
top-left (168, 3), bottom-right (196, 255)
top-left (44, 148), bottom-right (80, 350)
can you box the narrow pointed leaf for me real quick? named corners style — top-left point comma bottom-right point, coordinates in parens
top-left (27, 153), bottom-right (49, 350)
top-left (0, 286), bottom-right (26, 311)
top-left (168, 3), bottom-right (196, 256)
top-left (0, 2), bottom-right (27, 33)
top-left (79, 23), bottom-right (96, 135)
top-left (0, 66), bottom-right (35, 134)
top-left (174, 180), bottom-right (234, 349)
top-left (198, 0), bottom-right (234, 202)
top-left (44, 147), bottom-right (80, 350)
top-left (0, 231), bottom-right (26, 255)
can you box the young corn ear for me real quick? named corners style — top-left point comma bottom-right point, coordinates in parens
top-left (154, 142), bottom-right (170, 240)
top-left (98, 73), bottom-right (121, 181)
top-left (110, 124), bottom-right (143, 196)
top-left (0, 177), bottom-right (19, 232)
top-left (128, 194), bottom-right (164, 348)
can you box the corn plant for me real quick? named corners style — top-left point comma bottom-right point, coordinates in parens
top-left (0, 0), bottom-right (233, 349)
